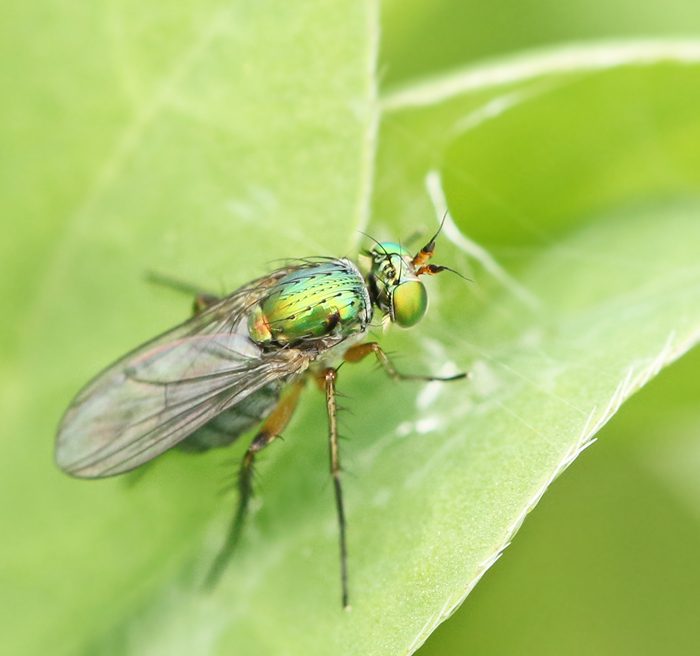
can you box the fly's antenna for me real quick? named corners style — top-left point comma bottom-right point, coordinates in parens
top-left (412, 212), bottom-right (472, 282)
top-left (415, 263), bottom-right (472, 282)
top-left (412, 211), bottom-right (448, 266)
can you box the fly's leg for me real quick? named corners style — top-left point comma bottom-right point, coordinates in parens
top-left (321, 367), bottom-right (351, 610)
top-left (145, 271), bottom-right (219, 315)
top-left (192, 293), bottom-right (219, 314)
top-left (343, 342), bottom-right (468, 382)
top-left (204, 379), bottom-right (306, 588)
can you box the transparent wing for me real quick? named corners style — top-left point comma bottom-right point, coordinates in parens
top-left (55, 270), bottom-right (309, 478)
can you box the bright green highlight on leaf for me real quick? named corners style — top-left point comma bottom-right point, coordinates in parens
top-left (2, 0), bottom-right (700, 655)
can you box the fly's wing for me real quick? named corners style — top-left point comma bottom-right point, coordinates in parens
top-left (55, 270), bottom-right (310, 478)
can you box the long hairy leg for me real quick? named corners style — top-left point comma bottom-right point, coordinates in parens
top-left (343, 341), bottom-right (468, 382)
top-left (323, 368), bottom-right (350, 610)
top-left (144, 271), bottom-right (219, 314)
top-left (204, 379), bottom-right (305, 588)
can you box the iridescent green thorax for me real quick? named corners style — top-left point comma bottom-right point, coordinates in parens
top-left (248, 259), bottom-right (372, 347)
top-left (366, 242), bottom-right (428, 328)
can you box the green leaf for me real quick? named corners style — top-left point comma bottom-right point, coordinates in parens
top-left (418, 345), bottom-right (700, 655)
top-left (2, 1), bottom-right (700, 654)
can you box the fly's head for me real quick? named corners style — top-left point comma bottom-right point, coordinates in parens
top-left (365, 222), bottom-right (462, 329)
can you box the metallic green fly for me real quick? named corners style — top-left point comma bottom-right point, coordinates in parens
top-left (55, 225), bottom-right (467, 609)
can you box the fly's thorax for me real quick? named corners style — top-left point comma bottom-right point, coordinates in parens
top-left (366, 242), bottom-right (428, 329)
top-left (311, 327), bottom-right (369, 371)
top-left (248, 259), bottom-right (372, 347)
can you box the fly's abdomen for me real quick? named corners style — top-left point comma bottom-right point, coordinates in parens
top-left (248, 259), bottom-right (371, 346)
top-left (178, 383), bottom-right (281, 452)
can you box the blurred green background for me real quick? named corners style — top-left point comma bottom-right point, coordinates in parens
top-left (381, 0), bottom-right (700, 85)
top-left (3, 0), bottom-right (700, 654)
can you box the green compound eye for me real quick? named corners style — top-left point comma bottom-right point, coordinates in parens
top-left (392, 280), bottom-right (428, 328)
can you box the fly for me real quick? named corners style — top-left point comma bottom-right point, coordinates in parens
top-left (54, 223), bottom-right (467, 609)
